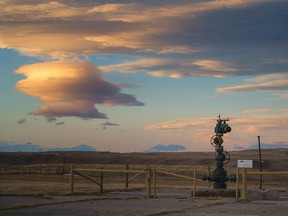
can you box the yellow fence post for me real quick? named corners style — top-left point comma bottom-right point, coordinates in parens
top-left (146, 166), bottom-right (152, 198)
top-left (193, 167), bottom-right (196, 200)
top-left (242, 168), bottom-right (247, 201)
top-left (207, 166), bottom-right (211, 188)
top-left (70, 165), bottom-right (74, 194)
top-left (236, 167), bottom-right (239, 201)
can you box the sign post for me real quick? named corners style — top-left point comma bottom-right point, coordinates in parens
top-left (237, 160), bottom-right (253, 201)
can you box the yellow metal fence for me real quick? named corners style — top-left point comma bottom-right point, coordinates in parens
top-left (1, 164), bottom-right (287, 201)
top-left (70, 165), bottom-right (208, 200)
top-left (239, 168), bottom-right (288, 201)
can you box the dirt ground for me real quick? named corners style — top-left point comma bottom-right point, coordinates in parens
top-left (1, 191), bottom-right (288, 216)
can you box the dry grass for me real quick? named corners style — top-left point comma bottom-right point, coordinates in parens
top-left (0, 149), bottom-right (287, 196)
top-left (0, 163), bottom-right (287, 196)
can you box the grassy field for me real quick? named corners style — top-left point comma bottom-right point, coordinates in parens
top-left (0, 149), bottom-right (287, 196)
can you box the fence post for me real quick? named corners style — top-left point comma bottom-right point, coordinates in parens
top-left (236, 167), bottom-right (239, 201)
top-left (192, 167), bottom-right (196, 200)
top-left (152, 165), bottom-right (156, 198)
top-left (125, 164), bottom-right (129, 188)
top-left (146, 166), bottom-right (152, 198)
top-left (242, 168), bottom-right (247, 201)
top-left (207, 166), bottom-right (211, 188)
top-left (99, 167), bottom-right (104, 193)
top-left (70, 165), bottom-right (75, 194)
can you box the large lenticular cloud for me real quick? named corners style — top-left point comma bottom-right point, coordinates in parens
top-left (15, 61), bottom-right (144, 119)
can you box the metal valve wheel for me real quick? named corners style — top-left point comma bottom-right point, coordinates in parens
top-left (210, 135), bottom-right (223, 146)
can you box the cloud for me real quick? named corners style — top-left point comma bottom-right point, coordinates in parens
top-left (0, 1), bottom-right (84, 21)
top-left (15, 61), bottom-right (144, 119)
top-left (101, 122), bottom-right (120, 127)
top-left (17, 118), bottom-right (26, 124)
top-left (100, 121), bottom-right (120, 130)
top-left (234, 142), bottom-right (288, 151)
top-left (216, 73), bottom-right (288, 99)
top-left (145, 114), bottom-right (288, 150)
top-left (46, 117), bottom-right (56, 123)
top-left (192, 60), bottom-right (237, 74)
top-left (242, 108), bottom-right (272, 114)
top-left (1, 0), bottom-right (288, 108)
top-left (100, 58), bottom-right (241, 78)
top-left (145, 116), bottom-right (218, 131)
top-left (1, 0), bottom-right (287, 62)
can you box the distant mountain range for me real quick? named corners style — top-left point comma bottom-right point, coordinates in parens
top-left (0, 142), bottom-right (187, 153)
top-left (0, 142), bottom-right (96, 152)
top-left (234, 142), bottom-right (288, 151)
top-left (2, 141), bottom-right (286, 153)
top-left (143, 144), bottom-right (186, 153)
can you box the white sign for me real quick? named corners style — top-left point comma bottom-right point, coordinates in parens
top-left (238, 160), bottom-right (253, 168)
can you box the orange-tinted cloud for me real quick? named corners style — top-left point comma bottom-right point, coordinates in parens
top-left (145, 114), bottom-right (288, 150)
top-left (0, 0), bottom-right (267, 59)
top-left (1, 0), bottom-right (286, 84)
top-left (15, 61), bottom-right (144, 119)
top-left (100, 58), bottom-right (239, 78)
top-left (216, 73), bottom-right (288, 99)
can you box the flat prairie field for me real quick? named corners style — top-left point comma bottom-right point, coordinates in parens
top-left (0, 149), bottom-right (287, 196)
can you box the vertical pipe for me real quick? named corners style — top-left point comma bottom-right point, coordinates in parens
top-left (70, 165), bottom-right (74, 194)
top-left (258, 136), bottom-right (263, 189)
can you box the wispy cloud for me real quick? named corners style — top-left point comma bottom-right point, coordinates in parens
top-left (216, 73), bottom-right (288, 99)
top-left (15, 61), bottom-right (144, 119)
top-left (1, 0), bottom-right (286, 61)
top-left (242, 108), bottom-right (272, 114)
top-left (100, 58), bottom-right (241, 78)
top-left (101, 122), bottom-right (120, 126)
top-left (46, 117), bottom-right (57, 123)
top-left (145, 114), bottom-right (288, 150)
top-left (17, 118), bottom-right (26, 124)
top-left (1, 0), bottom-right (288, 121)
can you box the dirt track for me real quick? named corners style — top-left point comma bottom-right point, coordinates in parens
top-left (1, 193), bottom-right (288, 216)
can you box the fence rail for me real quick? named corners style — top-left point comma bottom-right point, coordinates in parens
top-left (240, 168), bottom-right (288, 201)
top-left (1, 164), bottom-right (287, 201)
top-left (70, 165), bottom-right (207, 199)
top-left (0, 165), bottom-right (69, 175)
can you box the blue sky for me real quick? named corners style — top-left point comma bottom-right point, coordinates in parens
top-left (0, 0), bottom-right (288, 152)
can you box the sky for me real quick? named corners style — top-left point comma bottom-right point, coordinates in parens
top-left (1, 0), bottom-right (288, 152)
